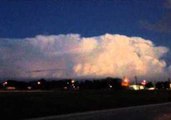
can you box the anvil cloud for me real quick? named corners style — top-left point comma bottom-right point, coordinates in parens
top-left (0, 34), bottom-right (169, 80)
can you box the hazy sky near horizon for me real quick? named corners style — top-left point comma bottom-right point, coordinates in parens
top-left (0, 0), bottom-right (171, 80)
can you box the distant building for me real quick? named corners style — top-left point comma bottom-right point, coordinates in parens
top-left (129, 85), bottom-right (144, 90)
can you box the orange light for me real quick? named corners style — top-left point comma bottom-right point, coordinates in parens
top-left (124, 79), bottom-right (128, 82)
top-left (121, 77), bottom-right (129, 87)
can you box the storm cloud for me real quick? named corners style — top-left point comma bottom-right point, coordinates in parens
top-left (0, 34), bottom-right (169, 80)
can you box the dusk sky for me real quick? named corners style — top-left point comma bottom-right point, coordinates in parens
top-left (0, 0), bottom-right (171, 80)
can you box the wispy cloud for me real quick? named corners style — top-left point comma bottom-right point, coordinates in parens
top-left (140, 13), bottom-right (171, 33)
top-left (140, 0), bottom-right (171, 33)
top-left (0, 34), bottom-right (169, 80)
top-left (164, 0), bottom-right (171, 9)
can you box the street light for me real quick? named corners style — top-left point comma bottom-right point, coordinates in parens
top-left (3, 81), bottom-right (8, 86)
top-left (71, 80), bottom-right (75, 84)
top-left (141, 80), bottom-right (147, 86)
top-left (37, 81), bottom-right (41, 85)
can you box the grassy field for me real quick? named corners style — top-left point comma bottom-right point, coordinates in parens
top-left (1, 90), bottom-right (171, 120)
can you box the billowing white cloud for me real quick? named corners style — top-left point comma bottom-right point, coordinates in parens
top-left (0, 34), bottom-right (169, 80)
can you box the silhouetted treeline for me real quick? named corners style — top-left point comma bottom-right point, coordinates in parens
top-left (0, 78), bottom-right (171, 91)
top-left (79, 77), bottom-right (122, 90)
top-left (0, 77), bottom-right (122, 90)
top-left (155, 81), bottom-right (170, 89)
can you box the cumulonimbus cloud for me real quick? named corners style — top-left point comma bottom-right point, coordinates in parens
top-left (0, 34), bottom-right (169, 80)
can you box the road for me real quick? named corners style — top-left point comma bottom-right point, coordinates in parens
top-left (28, 102), bottom-right (171, 120)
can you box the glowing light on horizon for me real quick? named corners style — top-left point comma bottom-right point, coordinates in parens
top-left (3, 81), bottom-right (8, 86)
top-left (141, 80), bottom-right (147, 86)
top-left (37, 81), bottom-right (41, 85)
top-left (121, 76), bottom-right (129, 87)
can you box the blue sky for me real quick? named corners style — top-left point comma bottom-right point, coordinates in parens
top-left (0, 0), bottom-right (170, 45)
top-left (0, 0), bottom-right (171, 80)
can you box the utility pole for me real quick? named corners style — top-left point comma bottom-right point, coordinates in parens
top-left (135, 76), bottom-right (138, 85)
top-left (168, 77), bottom-right (171, 89)
top-left (135, 76), bottom-right (139, 90)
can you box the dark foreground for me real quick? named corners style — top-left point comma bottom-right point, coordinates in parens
top-left (1, 90), bottom-right (171, 120)
top-left (29, 102), bottom-right (171, 120)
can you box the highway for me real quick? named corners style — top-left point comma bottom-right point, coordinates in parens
top-left (28, 102), bottom-right (171, 120)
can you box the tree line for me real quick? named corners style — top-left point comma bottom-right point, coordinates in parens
top-left (0, 77), bottom-right (171, 90)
